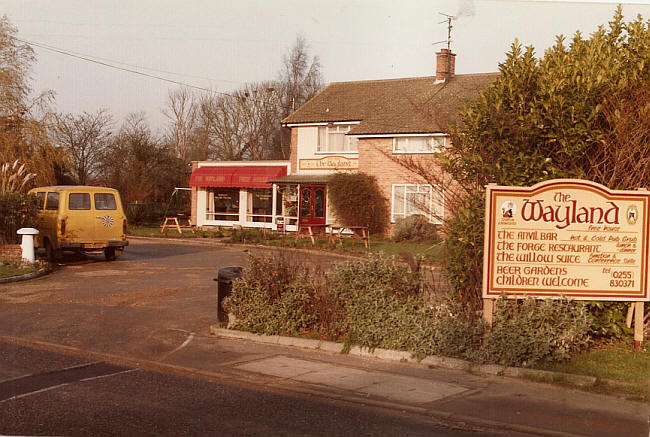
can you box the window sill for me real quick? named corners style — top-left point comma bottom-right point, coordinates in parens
top-left (392, 150), bottom-right (442, 155)
top-left (314, 151), bottom-right (359, 155)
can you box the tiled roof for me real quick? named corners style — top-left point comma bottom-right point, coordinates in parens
top-left (282, 73), bottom-right (498, 135)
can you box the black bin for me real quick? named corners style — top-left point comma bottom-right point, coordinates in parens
top-left (214, 266), bottom-right (244, 323)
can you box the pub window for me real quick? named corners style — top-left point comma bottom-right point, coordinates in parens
top-left (247, 189), bottom-right (273, 223)
top-left (391, 184), bottom-right (444, 224)
top-left (208, 188), bottom-right (240, 221)
top-left (317, 124), bottom-right (359, 153)
top-left (393, 136), bottom-right (446, 154)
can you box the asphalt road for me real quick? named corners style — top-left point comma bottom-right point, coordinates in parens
top-left (0, 239), bottom-right (511, 436)
top-left (1, 340), bottom-right (518, 437)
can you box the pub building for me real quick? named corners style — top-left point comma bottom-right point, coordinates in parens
top-left (190, 50), bottom-right (497, 233)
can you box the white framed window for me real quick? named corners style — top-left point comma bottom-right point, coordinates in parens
top-left (393, 135), bottom-right (446, 154)
top-left (391, 184), bottom-right (444, 224)
top-left (317, 124), bottom-right (359, 153)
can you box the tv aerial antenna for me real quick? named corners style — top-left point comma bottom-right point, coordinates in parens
top-left (433, 12), bottom-right (456, 51)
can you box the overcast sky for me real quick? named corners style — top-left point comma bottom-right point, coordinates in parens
top-left (1, 0), bottom-right (649, 131)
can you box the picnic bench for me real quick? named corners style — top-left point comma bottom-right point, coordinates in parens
top-left (160, 215), bottom-right (195, 234)
top-left (329, 225), bottom-right (370, 249)
top-left (295, 223), bottom-right (330, 246)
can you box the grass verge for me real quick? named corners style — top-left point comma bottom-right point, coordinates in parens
top-left (128, 225), bottom-right (446, 263)
top-left (538, 339), bottom-right (650, 401)
top-left (0, 263), bottom-right (38, 279)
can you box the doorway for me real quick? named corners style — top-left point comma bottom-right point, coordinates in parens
top-left (299, 185), bottom-right (326, 225)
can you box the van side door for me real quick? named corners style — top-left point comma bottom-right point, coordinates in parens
top-left (92, 192), bottom-right (123, 242)
top-left (65, 192), bottom-right (98, 245)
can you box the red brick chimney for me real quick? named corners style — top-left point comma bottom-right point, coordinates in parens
top-left (436, 49), bottom-right (456, 82)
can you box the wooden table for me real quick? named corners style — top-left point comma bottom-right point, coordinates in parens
top-left (329, 225), bottom-right (370, 249)
top-left (160, 216), bottom-right (195, 234)
top-left (295, 224), bottom-right (330, 246)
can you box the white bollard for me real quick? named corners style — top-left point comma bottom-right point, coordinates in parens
top-left (17, 228), bottom-right (39, 263)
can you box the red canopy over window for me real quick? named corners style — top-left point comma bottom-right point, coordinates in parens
top-left (189, 165), bottom-right (288, 189)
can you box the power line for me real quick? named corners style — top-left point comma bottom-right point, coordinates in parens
top-left (14, 37), bottom-right (292, 110)
top-left (19, 37), bottom-right (244, 85)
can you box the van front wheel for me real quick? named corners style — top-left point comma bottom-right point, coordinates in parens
top-left (104, 247), bottom-right (117, 261)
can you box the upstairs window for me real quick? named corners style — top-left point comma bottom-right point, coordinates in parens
top-left (393, 136), bottom-right (446, 154)
top-left (317, 125), bottom-right (358, 153)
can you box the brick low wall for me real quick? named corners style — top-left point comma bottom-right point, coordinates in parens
top-left (0, 244), bottom-right (22, 262)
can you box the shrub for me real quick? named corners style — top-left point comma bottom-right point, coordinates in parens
top-left (330, 255), bottom-right (429, 351)
top-left (229, 228), bottom-right (268, 244)
top-left (0, 192), bottom-right (39, 244)
top-left (126, 202), bottom-right (174, 226)
top-left (223, 253), bottom-right (323, 336)
top-left (475, 298), bottom-right (591, 367)
top-left (224, 253), bottom-right (591, 367)
top-left (586, 301), bottom-right (631, 339)
top-left (393, 214), bottom-right (440, 242)
top-left (328, 172), bottom-right (389, 235)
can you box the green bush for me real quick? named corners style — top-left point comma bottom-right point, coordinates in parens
top-left (126, 202), bottom-right (184, 226)
top-left (223, 253), bottom-right (322, 336)
top-left (585, 301), bottom-right (631, 339)
top-left (229, 228), bottom-right (269, 244)
top-left (328, 172), bottom-right (389, 235)
top-left (0, 192), bottom-right (39, 244)
top-left (393, 214), bottom-right (440, 242)
top-left (330, 255), bottom-right (428, 351)
top-left (475, 298), bottom-right (591, 367)
top-left (224, 253), bottom-right (590, 366)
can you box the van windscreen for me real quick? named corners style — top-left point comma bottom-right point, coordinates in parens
top-left (69, 193), bottom-right (91, 210)
top-left (94, 193), bottom-right (117, 210)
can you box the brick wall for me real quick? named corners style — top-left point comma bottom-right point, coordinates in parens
top-left (289, 128), bottom-right (298, 172)
top-left (358, 138), bottom-right (452, 231)
top-left (0, 244), bottom-right (22, 262)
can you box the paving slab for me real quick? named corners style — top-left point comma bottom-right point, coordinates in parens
top-left (234, 355), bottom-right (470, 405)
top-left (234, 355), bottom-right (333, 378)
top-left (293, 366), bottom-right (380, 391)
top-left (359, 374), bottom-right (469, 404)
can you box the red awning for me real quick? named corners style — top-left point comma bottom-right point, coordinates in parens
top-left (189, 165), bottom-right (287, 189)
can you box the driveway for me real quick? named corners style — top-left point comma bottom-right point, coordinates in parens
top-left (0, 238), bottom-right (350, 360)
top-left (2, 239), bottom-right (249, 358)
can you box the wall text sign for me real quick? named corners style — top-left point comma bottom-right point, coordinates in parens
top-left (299, 156), bottom-right (359, 170)
top-left (483, 180), bottom-right (650, 301)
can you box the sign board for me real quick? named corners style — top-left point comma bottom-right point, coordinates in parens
top-left (299, 156), bottom-right (359, 170)
top-left (483, 179), bottom-right (650, 301)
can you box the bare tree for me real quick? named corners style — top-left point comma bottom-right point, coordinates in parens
top-left (187, 35), bottom-right (323, 162)
top-left (53, 109), bottom-right (113, 185)
top-left (275, 35), bottom-right (324, 158)
top-left (196, 81), bottom-right (281, 161)
top-left (103, 112), bottom-right (180, 203)
top-left (279, 35), bottom-right (323, 115)
top-left (163, 87), bottom-right (204, 162)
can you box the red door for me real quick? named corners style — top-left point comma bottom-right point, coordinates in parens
top-left (299, 185), bottom-right (326, 225)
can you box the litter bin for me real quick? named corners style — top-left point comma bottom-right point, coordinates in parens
top-left (214, 266), bottom-right (244, 324)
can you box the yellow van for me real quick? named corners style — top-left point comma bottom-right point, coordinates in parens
top-left (28, 186), bottom-right (129, 261)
